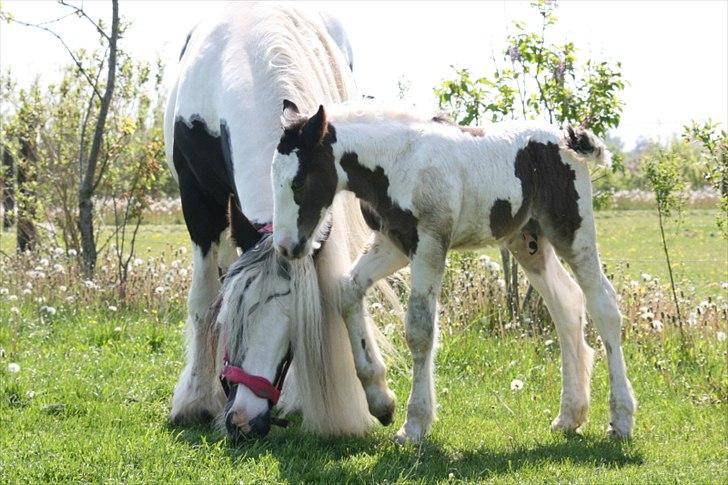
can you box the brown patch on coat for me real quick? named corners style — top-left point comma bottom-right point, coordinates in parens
top-left (513, 141), bottom-right (582, 251)
top-left (340, 152), bottom-right (419, 256)
top-left (277, 107), bottom-right (339, 241)
top-left (227, 196), bottom-right (261, 251)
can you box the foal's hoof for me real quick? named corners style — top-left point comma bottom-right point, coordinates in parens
top-left (606, 421), bottom-right (633, 439)
top-left (375, 401), bottom-right (395, 426)
top-left (367, 387), bottom-right (396, 426)
top-left (393, 424), bottom-right (424, 445)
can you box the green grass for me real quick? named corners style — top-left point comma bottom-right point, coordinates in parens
top-left (1, 306), bottom-right (726, 483)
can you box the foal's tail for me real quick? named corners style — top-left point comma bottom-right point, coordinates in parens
top-left (563, 125), bottom-right (612, 168)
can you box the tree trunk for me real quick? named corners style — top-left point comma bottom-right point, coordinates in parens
top-left (17, 139), bottom-right (37, 252)
top-left (77, 0), bottom-right (119, 277)
top-left (1, 144), bottom-right (14, 229)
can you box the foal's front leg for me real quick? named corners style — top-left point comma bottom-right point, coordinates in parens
top-left (340, 233), bottom-right (409, 425)
top-left (395, 235), bottom-right (446, 444)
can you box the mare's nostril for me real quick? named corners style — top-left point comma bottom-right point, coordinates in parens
top-left (249, 410), bottom-right (272, 437)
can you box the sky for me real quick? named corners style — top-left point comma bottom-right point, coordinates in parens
top-left (1, 0), bottom-right (727, 149)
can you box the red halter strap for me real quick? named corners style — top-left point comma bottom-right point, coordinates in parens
top-left (220, 350), bottom-right (291, 405)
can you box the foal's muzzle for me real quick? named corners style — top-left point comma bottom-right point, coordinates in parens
top-left (275, 237), bottom-right (307, 259)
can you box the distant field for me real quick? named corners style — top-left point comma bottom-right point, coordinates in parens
top-left (3, 209), bottom-right (724, 296)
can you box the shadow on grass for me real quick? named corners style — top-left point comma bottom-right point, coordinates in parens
top-left (168, 421), bottom-right (644, 482)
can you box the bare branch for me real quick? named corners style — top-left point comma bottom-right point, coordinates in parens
top-left (2, 16), bottom-right (103, 99)
top-left (58, 0), bottom-right (111, 42)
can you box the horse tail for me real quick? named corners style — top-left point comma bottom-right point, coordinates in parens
top-left (563, 125), bottom-right (612, 168)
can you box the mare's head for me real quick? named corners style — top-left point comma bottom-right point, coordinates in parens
top-left (215, 234), bottom-right (294, 441)
top-left (272, 101), bottom-right (339, 259)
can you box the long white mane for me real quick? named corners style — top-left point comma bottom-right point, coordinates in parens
top-left (214, 4), bottom-right (391, 436)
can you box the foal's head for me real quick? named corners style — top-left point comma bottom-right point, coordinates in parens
top-left (272, 101), bottom-right (339, 259)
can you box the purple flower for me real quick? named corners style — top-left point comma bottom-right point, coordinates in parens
top-left (553, 61), bottom-right (566, 81)
top-left (507, 45), bottom-right (522, 62)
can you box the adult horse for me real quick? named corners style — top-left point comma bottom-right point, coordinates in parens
top-left (164, 3), bottom-right (388, 439)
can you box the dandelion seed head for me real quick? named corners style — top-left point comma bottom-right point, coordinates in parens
top-left (8, 363), bottom-right (20, 373)
top-left (40, 306), bottom-right (57, 316)
top-left (510, 378), bottom-right (524, 391)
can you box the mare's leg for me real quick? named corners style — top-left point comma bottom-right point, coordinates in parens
top-left (546, 215), bottom-right (636, 437)
top-left (340, 233), bottom-right (409, 425)
top-left (170, 165), bottom-right (229, 425)
top-left (506, 224), bottom-right (594, 432)
top-left (395, 234), bottom-right (446, 444)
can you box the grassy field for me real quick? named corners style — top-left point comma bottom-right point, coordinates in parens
top-left (0, 208), bottom-right (726, 482)
top-left (0, 306), bottom-right (725, 483)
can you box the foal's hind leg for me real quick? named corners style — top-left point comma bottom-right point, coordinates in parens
top-left (340, 233), bottom-right (409, 425)
top-left (506, 227), bottom-right (594, 433)
top-left (547, 222), bottom-right (636, 437)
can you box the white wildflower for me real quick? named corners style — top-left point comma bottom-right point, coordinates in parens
top-left (171, 259), bottom-right (181, 269)
top-left (0, 288), bottom-right (7, 295)
top-left (59, 286), bottom-right (67, 292)
top-left (485, 260), bottom-right (501, 272)
top-left (114, 326), bottom-right (122, 332)
top-left (510, 379), bottom-right (524, 391)
top-left (67, 249), bottom-right (77, 257)
top-left (39, 258), bottom-right (49, 267)
top-left (717, 331), bottom-right (726, 342)
top-left (651, 320), bottom-right (663, 332)
top-left (641, 273), bottom-right (652, 282)
top-left (52, 247), bottom-right (64, 256)
top-left (7, 294), bottom-right (18, 301)
top-left (8, 363), bottom-right (20, 373)
top-left (721, 282), bottom-right (728, 290)
top-left (65, 296), bottom-right (76, 303)
top-left (178, 268), bottom-right (189, 277)
top-left (10, 307), bottom-right (20, 315)
top-left (84, 280), bottom-right (99, 290)
top-left (154, 286), bottom-right (166, 295)
top-left (40, 306), bottom-right (57, 316)
top-left (544, 339), bottom-right (554, 347)
top-left (134, 258), bottom-right (144, 266)
top-left (370, 302), bottom-right (384, 311)
top-left (22, 289), bottom-right (31, 296)
top-left (108, 305), bottom-right (118, 312)
top-left (52, 263), bottom-right (64, 273)
top-left (25, 282), bottom-right (32, 290)
top-left (640, 311), bottom-right (654, 321)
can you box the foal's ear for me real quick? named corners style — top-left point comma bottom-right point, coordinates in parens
top-left (301, 105), bottom-right (328, 146)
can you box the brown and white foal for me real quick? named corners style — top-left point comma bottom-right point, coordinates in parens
top-left (271, 101), bottom-right (636, 444)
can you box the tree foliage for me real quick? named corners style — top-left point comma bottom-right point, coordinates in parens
top-left (0, 8), bottom-right (167, 285)
top-left (434, 0), bottom-right (625, 138)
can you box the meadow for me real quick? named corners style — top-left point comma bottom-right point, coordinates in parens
top-left (0, 208), bottom-right (726, 483)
